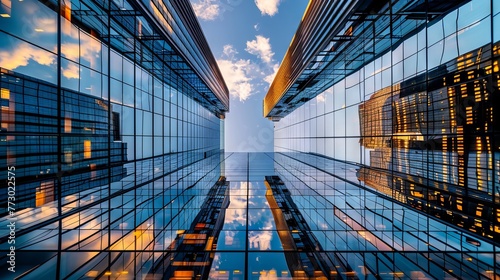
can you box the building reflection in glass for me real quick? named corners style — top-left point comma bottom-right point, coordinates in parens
top-left (0, 70), bottom-right (128, 212)
top-left (148, 177), bottom-right (229, 279)
top-left (0, 151), bottom-right (498, 278)
top-left (273, 152), bottom-right (499, 279)
top-left (358, 41), bottom-right (500, 241)
top-left (269, 0), bottom-right (500, 260)
top-left (0, 0), bottom-right (228, 278)
top-left (266, 1), bottom-right (500, 277)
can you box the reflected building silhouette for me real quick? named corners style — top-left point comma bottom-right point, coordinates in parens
top-left (265, 0), bottom-right (500, 278)
top-left (358, 42), bottom-right (500, 241)
top-left (264, 176), bottom-right (334, 279)
top-left (149, 177), bottom-right (229, 280)
top-left (0, 0), bottom-right (228, 278)
top-left (272, 151), bottom-right (498, 279)
top-left (1, 69), bottom-right (128, 212)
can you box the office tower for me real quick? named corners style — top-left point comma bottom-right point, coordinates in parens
top-left (265, 0), bottom-right (499, 278)
top-left (0, 0), bottom-right (228, 277)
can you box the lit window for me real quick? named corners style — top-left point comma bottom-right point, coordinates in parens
top-left (84, 140), bottom-right (91, 159)
top-left (35, 181), bottom-right (55, 207)
top-left (64, 117), bottom-right (72, 133)
top-left (1, 88), bottom-right (9, 99)
top-left (64, 150), bottom-right (72, 163)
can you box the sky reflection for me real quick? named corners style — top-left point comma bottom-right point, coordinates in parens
top-left (209, 179), bottom-right (292, 277)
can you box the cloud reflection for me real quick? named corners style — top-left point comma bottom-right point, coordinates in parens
top-left (0, 13), bottom-right (100, 81)
top-left (248, 230), bottom-right (272, 250)
top-left (223, 181), bottom-right (248, 229)
top-left (0, 42), bottom-right (55, 70)
top-left (316, 93), bottom-right (326, 103)
top-left (61, 37), bottom-right (101, 71)
top-left (34, 17), bottom-right (58, 33)
top-left (62, 63), bottom-right (80, 79)
top-left (60, 28), bottom-right (101, 79)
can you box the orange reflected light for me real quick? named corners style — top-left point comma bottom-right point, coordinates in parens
top-left (86, 271), bottom-right (98, 277)
top-left (150, 0), bottom-right (173, 34)
top-left (83, 140), bottom-right (91, 159)
top-left (64, 116), bottom-right (72, 133)
top-left (0, 0), bottom-right (11, 17)
top-left (174, 271), bottom-right (194, 277)
top-left (62, 3), bottom-right (71, 21)
top-left (36, 181), bottom-right (55, 207)
top-left (1, 88), bottom-right (9, 99)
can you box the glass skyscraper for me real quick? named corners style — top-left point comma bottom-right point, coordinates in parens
top-left (1, 0), bottom-right (499, 279)
top-left (0, 0), bottom-right (228, 278)
top-left (265, 0), bottom-right (499, 278)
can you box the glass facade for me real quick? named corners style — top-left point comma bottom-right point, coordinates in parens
top-left (272, 152), bottom-right (498, 279)
top-left (0, 0), bottom-right (228, 278)
top-left (266, 0), bottom-right (500, 278)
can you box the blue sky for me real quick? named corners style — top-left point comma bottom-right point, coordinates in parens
top-left (190, 0), bottom-right (309, 152)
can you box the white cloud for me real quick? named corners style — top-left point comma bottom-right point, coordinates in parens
top-left (191, 0), bottom-right (220, 20)
top-left (217, 41), bottom-right (281, 101)
top-left (224, 182), bottom-right (248, 227)
top-left (218, 45), bottom-right (256, 101)
top-left (223, 44), bottom-right (237, 58)
top-left (316, 94), bottom-right (326, 103)
top-left (264, 63), bottom-right (279, 85)
top-left (254, 0), bottom-right (281, 16)
top-left (246, 35), bottom-right (274, 64)
top-left (217, 58), bottom-right (253, 101)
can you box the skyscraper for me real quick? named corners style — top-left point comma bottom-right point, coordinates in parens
top-left (0, 0), bottom-right (228, 277)
top-left (265, 0), bottom-right (499, 278)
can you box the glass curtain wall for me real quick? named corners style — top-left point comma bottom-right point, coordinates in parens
top-left (273, 152), bottom-right (498, 279)
top-left (275, 0), bottom-right (499, 247)
top-left (0, 0), bottom-right (226, 278)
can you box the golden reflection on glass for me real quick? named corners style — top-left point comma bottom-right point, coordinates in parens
top-left (150, 0), bottom-right (173, 34)
top-left (0, 41), bottom-right (56, 71)
top-left (1, 87), bottom-right (14, 142)
top-left (61, 2), bottom-right (71, 21)
top-left (83, 140), bottom-right (92, 159)
top-left (110, 222), bottom-right (154, 251)
top-left (35, 180), bottom-right (55, 207)
top-left (85, 271), bottom-right (99, 277)
top-left (64, 115), bottom-right (72, 133)
top-left (1, 87), bottom-right (9, 99)
top-left (0, 0), bottom-right (11, 17)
